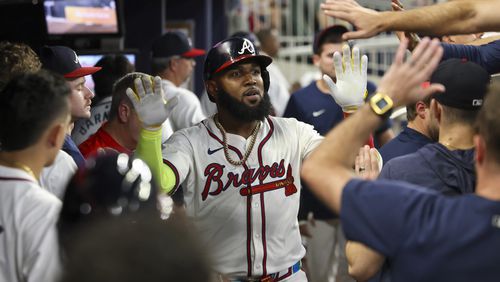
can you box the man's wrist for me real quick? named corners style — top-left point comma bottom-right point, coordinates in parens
top-left (378, 11), bottom-right (393, 33)
top-left (368, 92), bottom-right (393, 119)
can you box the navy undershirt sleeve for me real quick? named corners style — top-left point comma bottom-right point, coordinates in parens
top-left (340, 179), bottom-right (441, 257)
top-left (441, 40), bottom-right (500, 74)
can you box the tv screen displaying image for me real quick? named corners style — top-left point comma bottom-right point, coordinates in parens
top-left (78, 52), bottom-right (136, 91)
top-left (44, 0), bottom-right (119, 35)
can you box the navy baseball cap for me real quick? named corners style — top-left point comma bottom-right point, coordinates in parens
top-left (313, 25), bottom-right (349, 54)
top-left (40, 46), bottom-right (101, 79)
top-left (152, 31), bottom-right (206, 58)
top-left (430, 59), bottom-right (490, 110)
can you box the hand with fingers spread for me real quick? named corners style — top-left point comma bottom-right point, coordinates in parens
top-left (378, 37), bottom-right (445, 108)
top-left (323, 45), bottom-right (368, 113)
top-left (391, 0), bottom-right (421, 51)
top-left (126, 76), bottom-right (178, 131)
top-left (320, 0), bottom-right (383, 40)
top-left (355, 145), bottom-right (382, 180)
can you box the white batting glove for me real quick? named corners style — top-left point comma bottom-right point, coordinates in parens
top-left (126, 76), bottom-right (178, 131)
top-left (323, 45), bottom-right (368, 113)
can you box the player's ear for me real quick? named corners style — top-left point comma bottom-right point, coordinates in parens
top-left (313, 54), bottom-right (321, 67)
top-left (45, 121), bottom-right (66, 149)
top-left (415, 101), bottom-right (427, 119)
top-left (118, 101), bottom-right (132, 123)
top-left (430, 99), bottom-right (441, 122)
top-left (474, 135), bottom-right (485, 166)
top-left (205, 80), bottom-right (218, 103)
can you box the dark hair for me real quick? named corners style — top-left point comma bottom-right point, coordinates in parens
top-left (0, 70), bottom-right (70, 151)
top-left (0, 41), bottom-right (42, 91)
top-left (60, 215), bottom-right (211, 282)
top-left (108, 72), bottom-right (151, 121)
top-left (91, 55), bottom-right (134, 103)
top-left (440, 104), bottom-right (480, 126)
top-left (313, 26), bottom-right (348, 55)
top-left (476, 82), bottom-right (500, 163)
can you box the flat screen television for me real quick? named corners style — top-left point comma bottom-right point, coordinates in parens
top-left (44, 0), bottom-right (123, 37)
top-left (78, 51), bottom-right (136, 91)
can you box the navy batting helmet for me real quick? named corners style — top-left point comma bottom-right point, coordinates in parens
top-left (204, 37), bottom-right (272, 92)
top-left (230, 31), bottom-right (261, 50)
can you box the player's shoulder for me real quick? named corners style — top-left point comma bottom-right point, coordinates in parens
top-left (267, 115), bottom-right (317, 134)
top-left (3, 180), bottom-right (62, 213)
top-left (168, 118), bottom-right (209, 139)
top-left (291, 82), bottom-right (317, 98)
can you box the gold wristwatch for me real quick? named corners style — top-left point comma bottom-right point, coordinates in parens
top-left (369, 92), bottom-right (393, 119)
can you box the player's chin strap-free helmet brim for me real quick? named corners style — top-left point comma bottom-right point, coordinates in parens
top-left (204, 37), bottom-right (272, 93)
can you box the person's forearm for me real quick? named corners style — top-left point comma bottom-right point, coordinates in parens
top-left (302, 104), bottom-right (383, 212)
top-left (381, 1), bottom-right (480, 35)
top-left (346, 241), bottom-right (385, 282)
top-left (136, 128), bottom-right (176, 194)
top-left (321, 105), bottom-right (382, 173)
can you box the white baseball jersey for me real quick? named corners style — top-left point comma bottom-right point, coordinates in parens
top-left (161, 79), bottom-right (206, 133)
top-left (40, 150), bottom-right (77, 200)
top-left (163, 116), bottom-right (322, 276)
top-left (0, 165), bottom-right (62, 282)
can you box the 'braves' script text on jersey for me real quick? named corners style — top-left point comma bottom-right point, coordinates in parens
top-left (163, 116), bottom-right (322, 277)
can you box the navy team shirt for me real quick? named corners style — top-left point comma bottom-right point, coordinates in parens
top-left (341, 179), bottom-right (500, 282)
top-left (63, 135), bottom-right (85, 169)
top-left (379, 126), bottom-right (432, 165)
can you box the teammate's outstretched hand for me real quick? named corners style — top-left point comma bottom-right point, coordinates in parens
top-left (391, 0), bottom-right (420, 51)
top-left (126, 76), bottom-right (178, 131)
top-left (355, 145), bottom-right (381, 180)
top-left (323, 45), bottom-right (368, 113)
top-left (378, 37), bottom-right (444, 108)
top-left (321, 0), bottom-right (382, 40)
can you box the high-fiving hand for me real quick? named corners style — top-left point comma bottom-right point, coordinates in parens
top-left (323, 45), bottom-right (368, 113)
top-left (321, 0), bottom-right (382, 40)
top-left (126, 76), bottom-right (178, 131)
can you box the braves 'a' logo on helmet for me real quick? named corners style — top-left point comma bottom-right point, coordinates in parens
top-left (238, 38), bottom-right (255, 55)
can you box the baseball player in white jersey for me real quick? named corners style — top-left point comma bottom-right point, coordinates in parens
top-left (0, 167), bottom-right (62, 282)
top-left (0, 71), bottom-right (72, 282)
top-left (128, 37), bottom-right (322, 281)
top-left (40, 150), bottom-right (77, 200)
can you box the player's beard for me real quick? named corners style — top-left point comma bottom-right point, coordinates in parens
top-left (216, 88), bottom-right (271, 122)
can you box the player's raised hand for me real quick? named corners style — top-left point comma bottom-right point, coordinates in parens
top-left (378, 37), bottom-right (444, 108)
top-left (355, 145), bottom-right (382, 180)
top-left (391, 0), bottom-right (421, 51)
top-left (126, 76), bottom-right (178, 131)
top-left (323, 45), bottom-right (368, 113)
top-left (321, 0), bottom-right (382, 40)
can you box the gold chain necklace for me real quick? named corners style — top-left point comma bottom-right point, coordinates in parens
top-left (214, 115), bottom-right (261, 166)
top-left (0, 158), bottom-right (38, 181)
